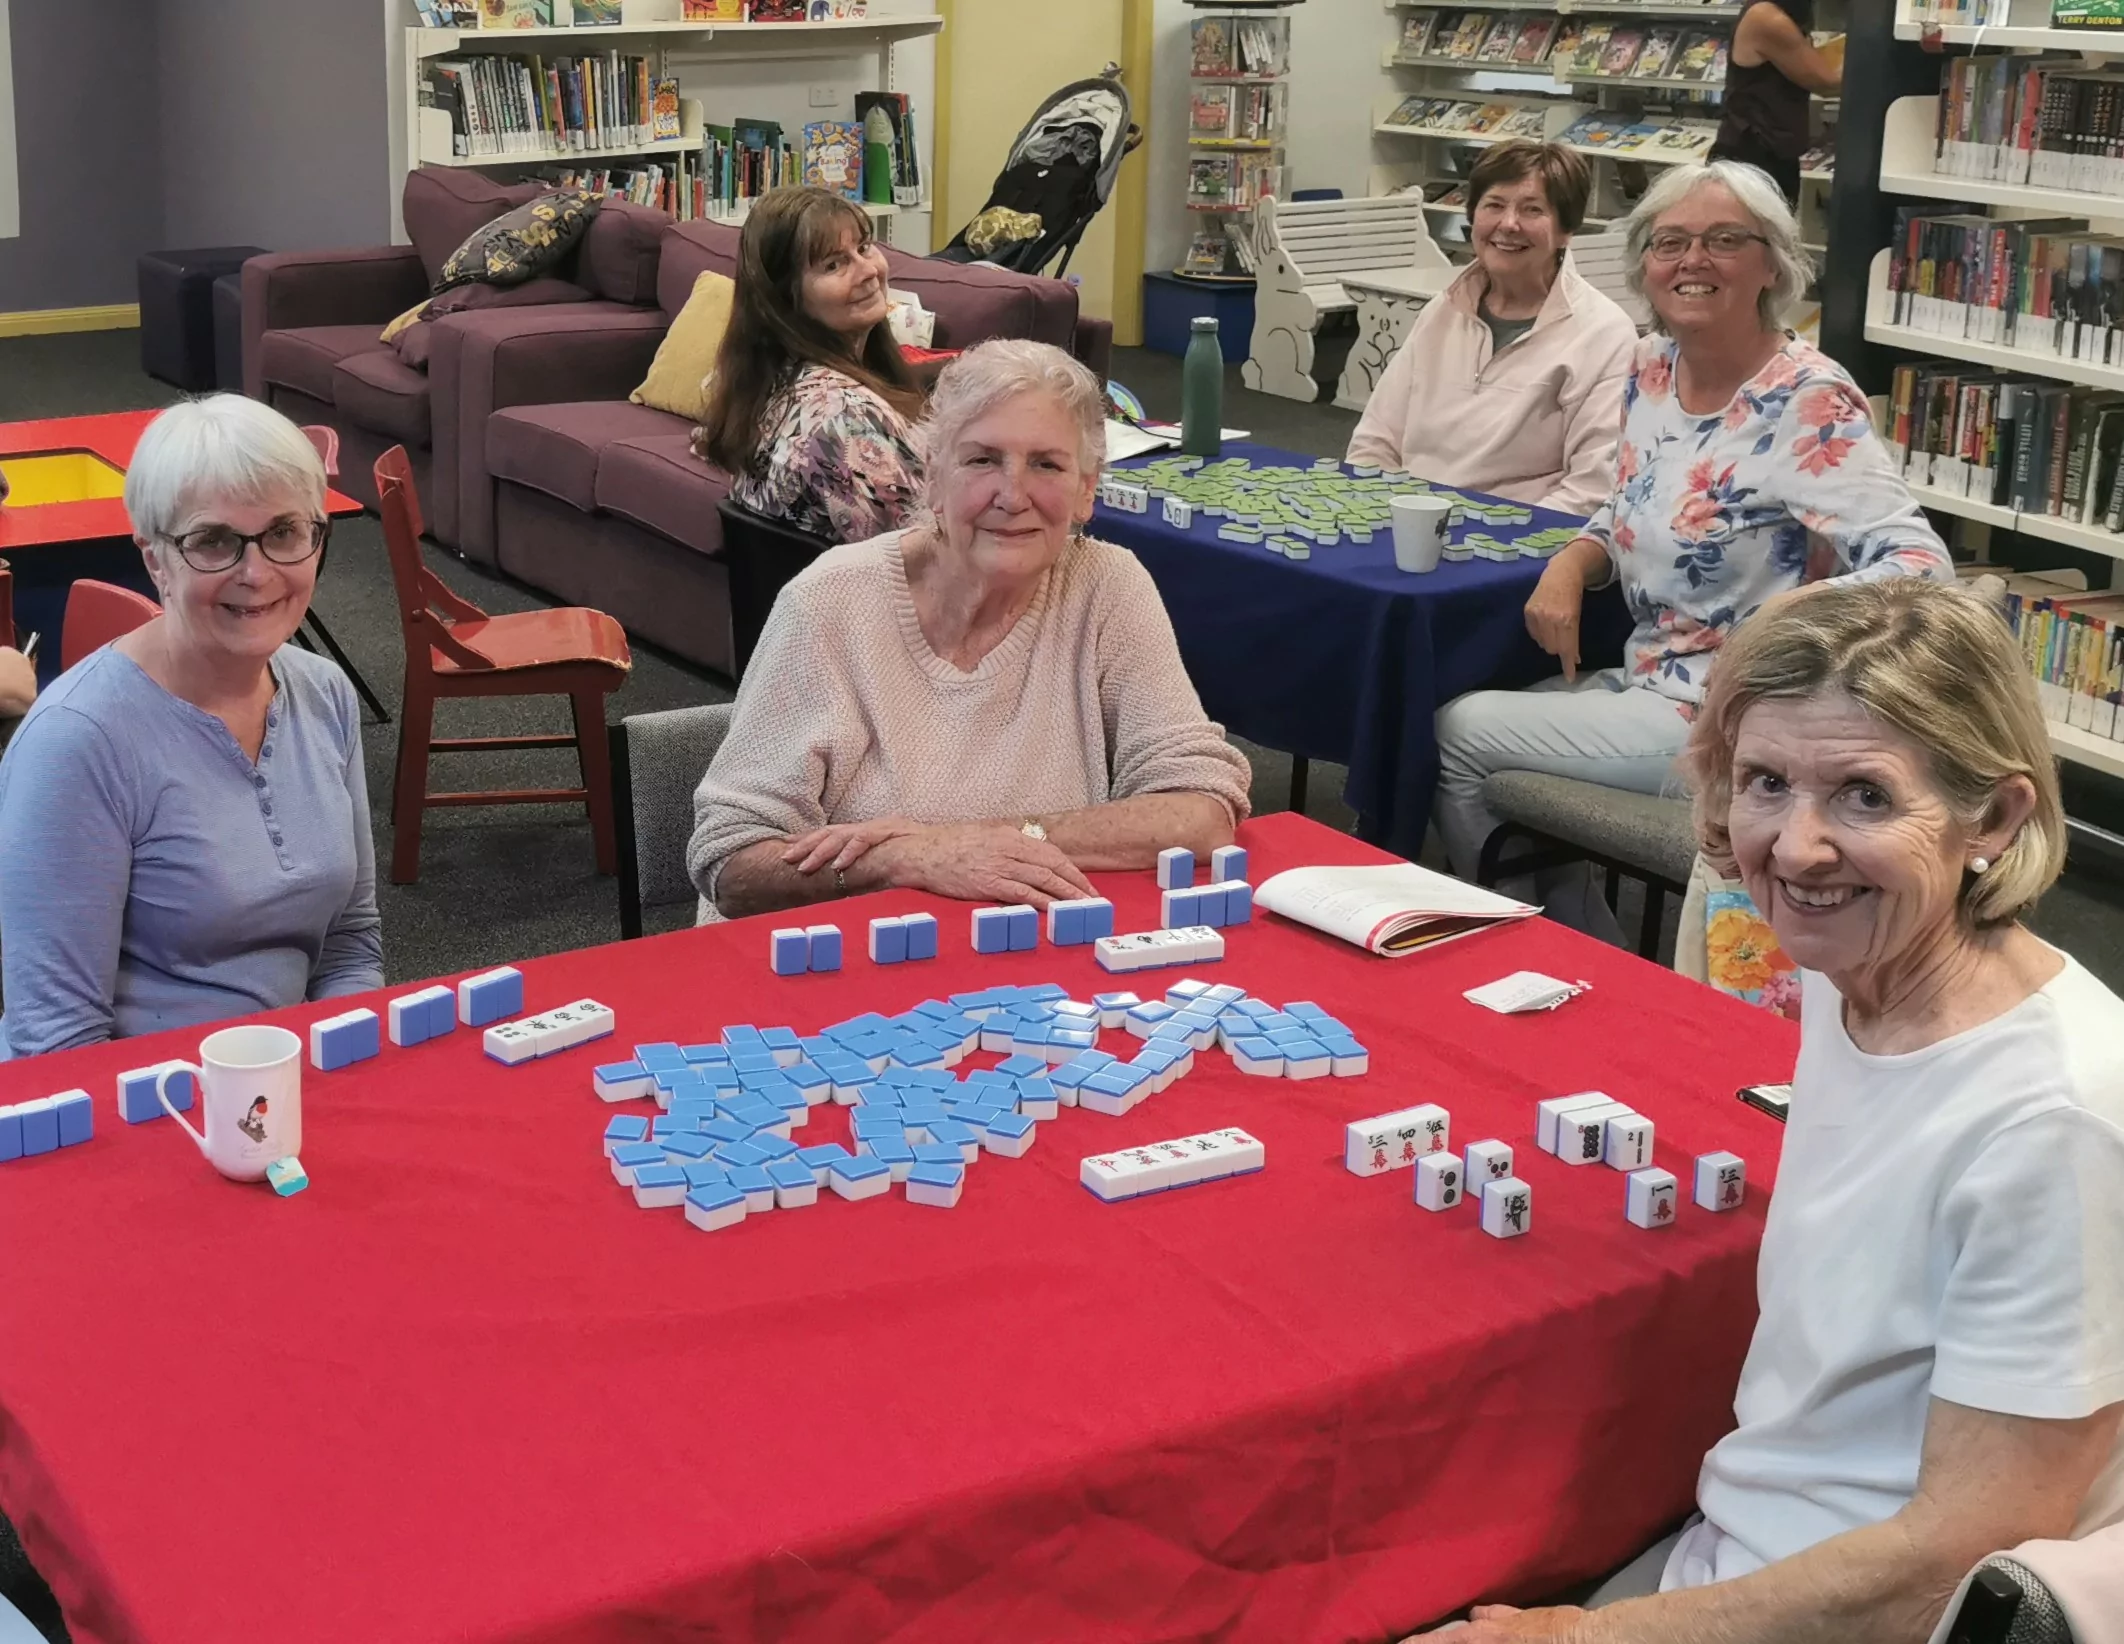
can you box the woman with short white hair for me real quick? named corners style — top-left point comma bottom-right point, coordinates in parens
top-left (1432, 160), bottom-right (1951, 940)
top-left (1452, 577), bottom-right (2124, 1641)
top-left (0, 395), bottom-right (383, 1056)
top-left (689, 337), bottom-right (1251, 919)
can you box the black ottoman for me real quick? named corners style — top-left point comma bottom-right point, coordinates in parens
top-left (212, 272), bottom-right (246, 393)
top-left (137, 246), bottom-right (267, 391)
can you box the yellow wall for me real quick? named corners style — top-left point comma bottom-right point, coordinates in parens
top-left (938, 0), bottom-right (1146, 345)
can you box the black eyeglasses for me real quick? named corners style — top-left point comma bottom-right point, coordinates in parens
top-left (164, 517), bottom-right (330, 574)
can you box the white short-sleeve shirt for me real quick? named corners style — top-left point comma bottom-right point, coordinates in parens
top-left (1666, 958), bottom-right (2124, 1588)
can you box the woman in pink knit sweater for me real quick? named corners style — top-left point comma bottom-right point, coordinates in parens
top-left (688, 339), bottom-right (1253, 921)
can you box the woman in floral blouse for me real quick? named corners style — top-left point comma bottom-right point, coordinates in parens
top-left (1434, 160), bottom-right (1951, 942)
top-left (695, 187), bottom-right (925, 544)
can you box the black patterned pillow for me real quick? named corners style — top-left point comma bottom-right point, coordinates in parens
top-left (434, 189), bottom-right (601, 293)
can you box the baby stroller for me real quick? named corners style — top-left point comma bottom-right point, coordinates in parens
top-left (934, 67), bottom-right (1141, 279)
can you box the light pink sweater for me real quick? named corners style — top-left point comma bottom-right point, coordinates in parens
top-left (687, 530), bottom-right (1253, 917)
top-left (1345, 256), bottom-right (1638, 517)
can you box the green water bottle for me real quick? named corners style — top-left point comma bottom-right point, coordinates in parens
top-left (1180, 316), bottom-right (1223, 459)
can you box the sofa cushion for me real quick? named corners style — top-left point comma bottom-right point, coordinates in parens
top-left (576, 201), bottom-right (667, 306)
top-left (388, 276), bottom-right (592, 370)
top-left (594, 433), bottom-right (730, 556)
top-left (258, 325), bottom-right (396, 407)
top-left (331, 350), bottom-right (432, 447)
top-left (488, 400), bottom-right (684, 514)
top-left (403, 168), bottom-right (545, 286)
top-left (656, 220), bottom-right (742, 319)
top-left (631, 271), bottom-right (735, 422)
top-left (438, 190), bottom-right (601, 293)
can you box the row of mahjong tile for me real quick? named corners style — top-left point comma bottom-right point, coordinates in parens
top-left (482, 999), bottom-right (617, 1066)
top-left (0, 1089), bottom-right (94, 1163)
top-left (303, 967), bottom-right (533, 1073)
top-left (608, 1126), bottom-right (983, 1226)
top-left (1079, 1127), bottom-right (1266, 1202)
top-left (1411, 1149), bottom-right (1744, 1235)
top-left (1120, 985), bottom-right (1369, 1080)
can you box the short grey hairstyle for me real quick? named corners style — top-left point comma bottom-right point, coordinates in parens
top-left (919, 338), bottom-right (1106, 514)
top-left (124, 394), bottom-right (327, 544)
top-left (1622, 160), bottom-right (1812, 334)
top-left (1683, 578), bottom-right (2067, 931)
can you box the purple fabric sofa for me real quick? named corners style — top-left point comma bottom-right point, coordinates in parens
top-left (241, 168), bottom-right (664, 547)
top-left (468, 219), bottom-right (1111, 677)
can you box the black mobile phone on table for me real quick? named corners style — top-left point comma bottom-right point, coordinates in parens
top-left (1737, 1083), bottom-right (1791, 1123)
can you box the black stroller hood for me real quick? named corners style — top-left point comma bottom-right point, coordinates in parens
top-left (934, 71), bottom-right (1139, 278)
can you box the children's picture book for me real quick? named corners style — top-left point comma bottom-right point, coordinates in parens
top-left (2052, 0), bottom-right (2124, 23)
top-left (1634, 27), bottom-right (1680, 77)
top-left (1511, 19), bottom-right (1558, 64)
top-left (1399, 12), bottom-right (1441, 57)
top-left (1547, 21), bottom-right (1586, 68)
top-left (1559, 111), bottom-right (1627, 147)
top-left (747, 0), bottom-right (808, 20)
top-left (651, 77), bottom-right (681, 141)
top-left (1190, 84), bottom-right (1236, 137)
top-left (803, 121), bottom-right (863, 197)
top-left (1476, 16), bottom-right (1520, 62)
top-left (479, 0), bottom-right (549, 26)
top-left (1190, 16), bottom-right (1233, 75)
top-left (1673, 32), bottom-right (1723, 79)
top-left (572, 0), bottom-right (621, 22)
top-left (1385, 94), bottom-right (1430, 127)
top-left (682, 0), bottom-right (744, 15)
top-left (1600, 28), bottom-right (1646, 76)
top-left (1494, 106), bottom-right (1550, 138)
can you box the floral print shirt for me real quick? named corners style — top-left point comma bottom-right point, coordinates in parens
top-left (1582, 333), bottom-right (1952, 707)
top-left (730, 363), bottom-right (924, 545)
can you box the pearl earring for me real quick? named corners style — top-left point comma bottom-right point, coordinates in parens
top-left (1971, 857), bottom-right (1991, 875)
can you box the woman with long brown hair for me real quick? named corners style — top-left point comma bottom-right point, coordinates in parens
top-left (693, 187), bottom-right (926, 543)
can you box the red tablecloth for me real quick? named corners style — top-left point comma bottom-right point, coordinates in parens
top-left (0, 814), bottom-right (1797, 1644)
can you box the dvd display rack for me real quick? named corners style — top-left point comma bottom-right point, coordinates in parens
top-left (1178, 6), bottom-right (1296, 281)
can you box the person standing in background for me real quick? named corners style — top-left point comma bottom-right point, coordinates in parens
top-left (1709, 1), bottom-right (1843, 205)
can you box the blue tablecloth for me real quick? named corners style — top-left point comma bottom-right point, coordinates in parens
top-left (1093, 442), bottom-right (1631, 861)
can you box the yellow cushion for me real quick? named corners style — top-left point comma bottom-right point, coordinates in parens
top-left (630, 270), bottom-right (736, 423)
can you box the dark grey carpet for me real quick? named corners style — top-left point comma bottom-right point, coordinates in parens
top-left (6, 329), bottom-right (2122, 990)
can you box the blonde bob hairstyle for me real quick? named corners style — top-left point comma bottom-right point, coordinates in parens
top-left (918, 337), bottom-right (1107, 521)
top-left (1682, 578), bottom-right (2066, 931)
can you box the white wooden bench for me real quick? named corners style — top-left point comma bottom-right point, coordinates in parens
top-left (1562, 229), bottom-right (1655, 330)
top-left (1241, 194), bottom-right (1454, 404)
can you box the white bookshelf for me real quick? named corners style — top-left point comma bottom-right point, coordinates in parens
top-left (398, 10), bottom-right (939, 244)
top-left (1863, 248), bottom-right (2124, 396)
top-left (1894, 0), bottom-right (2124, 50)
top-left (1875, 93), bottom-right (2124, 223)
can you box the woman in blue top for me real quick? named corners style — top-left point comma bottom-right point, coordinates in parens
top-left (0, 395), bottom-right (383, 1057)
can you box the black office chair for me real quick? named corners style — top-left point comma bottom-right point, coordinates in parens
top-left (714, 499), bottom-right (836, 681)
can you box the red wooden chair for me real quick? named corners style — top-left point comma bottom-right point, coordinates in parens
top-left (293, 424), bottom-right (391, 725)
top-left (59, 580), bottom-right (162, 670)
top-left (373, 445), bottom-right (631, 885)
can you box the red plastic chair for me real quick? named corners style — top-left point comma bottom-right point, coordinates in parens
top-left (59, 580), bottom-right (161, 670)
top-left (373, 446), bottom-right (632, 885)
top-left (300, 424), bottom-right (341, 480)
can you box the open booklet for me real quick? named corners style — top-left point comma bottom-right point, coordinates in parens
top-left (1254, 862), bottom-right (1538, 957)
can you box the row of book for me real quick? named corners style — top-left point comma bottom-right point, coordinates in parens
top-left (423, 52), bottom-right (673, 156)
top-left (1396, 11), bottom-right (1731, 85)
top-left (416, 0), bottom-right (868, 22)
top-left (1556, 111), bottom-right (1721, 157)
top-left (1930, 58), bottom-right (2124, 195)
top-left (1189, 15), bottom-right (1291, 79)
top-left (1884, 210), bottom-right (2124, 367)
top-left (1185, 152), bottom-right (1284, 211)
top-left (1906, 0), bottom-right (2122, 28)
top-left (1995, 573), bottom-right (2124, 744)
top-left (1887, 360), bottom-right (2124, 531)
top-left (1383, 97), bottom-right (1553, 142)
top-left (1188, 82), bottom-right (1287, 145)
top-left (543, 127), bottom-right (804, 218)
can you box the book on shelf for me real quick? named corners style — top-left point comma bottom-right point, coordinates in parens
top-left (1932, 59), bottom-right (2124, 194)
top-left (478, 0), bottom-right (550, 26)
top-left (1887, 358), bottom-right (2124, 528)
top-left (853, 90), bottom-right (922, 205)
top-left (1493, 105), bottom-right (1551, 138)
top-left (572, 0), bottom-right (620, 22)
top-left (422, 49), bottom-right (664, 156)
top-left (1441, 13), bottom-right (1491, 60)
top-left (681, 0), bottom-right (745, 16)
top-left (1994, 579), bottom-right (2124, 742)
top-left (1672, 31), bottom-right (1725, 80)
top-left (1567, 23), bottom-right (1614, 78)
top-left (1548, 21), bottom-right (1588, 70)
top-left (1398, 12), bottom-right (1441, 59)
top-left (1476, 17), bottom-right (1520, 63)
top-left (1634, 27), bottom-right (1681, 79)
top-left (1599, 28), bottom-right (1646, 77)
top-left (802, 120), bottom-right (862, 199)
top-left (1190, 16), bottom-right (1235, 74)
top-left (1903, 0), bottom-right (2012, 23)
top-left (1885, 208), bottom-right (2124, 365)
top-left (651, 76), bottom-right (682, 141)
top-left (1180, 231), bottom-right (1231, 276)
top-left (1511, 19), bottom-right (1558, 66)
top-left (2053, 0), bottom-right (2124, 25)
top-left (1185, 151), bottom-right (1282, 210)
top-left (747, 0), bottom-right (808, 20)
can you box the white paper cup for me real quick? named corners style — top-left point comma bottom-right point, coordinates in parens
top-left (1389, 495), bottom-right (1452, 574)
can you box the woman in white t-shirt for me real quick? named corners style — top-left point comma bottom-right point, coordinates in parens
top-left (1455, 578), bottom-right (2124, 1640)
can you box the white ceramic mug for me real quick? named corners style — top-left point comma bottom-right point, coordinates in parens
top-left (1390, 495), bottom-right (1452, 574)
top-left (158, 1024), bottom-right (303, 1183)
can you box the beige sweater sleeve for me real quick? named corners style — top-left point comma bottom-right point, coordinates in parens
top-left (686, 588), bottom-right (845, 905)
top-left (1085, 544), bottom-right (1253, 823)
